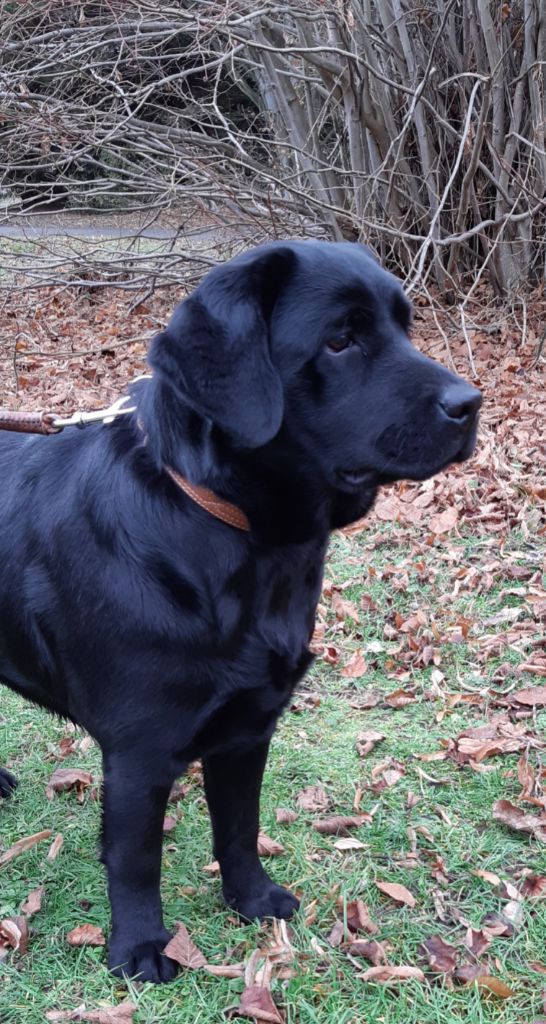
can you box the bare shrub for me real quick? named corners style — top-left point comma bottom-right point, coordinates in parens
top-left (1, 0), bottom-right (544, 297)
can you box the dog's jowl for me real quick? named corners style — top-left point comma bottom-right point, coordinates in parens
top-left (0, 241), bottom-right (481, 982)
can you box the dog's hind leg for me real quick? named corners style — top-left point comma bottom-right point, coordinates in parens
top-left (100, 749), bottom-right (178, 983)
top-left (0, 767), bottom-right (18, 798)
top-left (203, 740), bottom-right (300, 921)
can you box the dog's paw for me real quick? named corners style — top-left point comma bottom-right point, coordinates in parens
top-left (0, 768), bottom-right (18, 799)
top-left (108, 931), bottom-right (178, 984)
top-left (229, 882), bottom-right (300, 922)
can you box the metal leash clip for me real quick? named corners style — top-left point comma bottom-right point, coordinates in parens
top-left (51, 394), bottom-right (137, 430)
top-left (50, 375), bottom-right (152, 430)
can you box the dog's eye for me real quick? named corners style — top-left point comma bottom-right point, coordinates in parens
top-left (326, 335), bottom-right (354, 353)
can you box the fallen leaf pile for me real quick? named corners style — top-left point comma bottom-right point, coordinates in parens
top-left (442, 715), bottom-right (544, 768)
top-left (492, 800), bottom-right (546, 843)
top-left (0, 287), bottom-right (544, 1015)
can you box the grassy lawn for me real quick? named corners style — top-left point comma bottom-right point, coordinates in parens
top-left (1, 519), bottom-right (545, 1023)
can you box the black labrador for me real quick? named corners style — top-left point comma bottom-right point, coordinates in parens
top-left (0, 240), bottom-right (481, 982)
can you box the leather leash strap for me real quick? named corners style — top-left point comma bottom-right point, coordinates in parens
top-left (165, 466), bottom-right (250, 532)
top-left (0, 408), bottom-right (62, 434)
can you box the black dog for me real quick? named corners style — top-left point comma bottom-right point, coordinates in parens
top-left (0, 240), bottom-right (481, 982)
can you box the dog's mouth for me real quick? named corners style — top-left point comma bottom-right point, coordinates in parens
top-left (336, 429), bottom-right (478, 491)
top-left (452, 428), bottom-right (478, 463)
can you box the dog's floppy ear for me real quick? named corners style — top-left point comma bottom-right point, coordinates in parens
top-left (149, 245), bottom-right (296, 447)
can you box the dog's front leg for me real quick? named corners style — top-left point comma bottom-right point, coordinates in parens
top-left (203, 740), bottom-right (299, 921)
top-left (100, 751), bottom-right (177, 983)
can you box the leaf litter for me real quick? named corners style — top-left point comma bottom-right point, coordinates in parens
top-left (1, 291), bottom-right (545, 1013)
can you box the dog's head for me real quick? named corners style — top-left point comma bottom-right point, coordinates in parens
top-left (149, 241), bottom-right (481, 521)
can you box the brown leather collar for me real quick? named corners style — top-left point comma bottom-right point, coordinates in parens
top-left (165, 466), bottom-right (250, 532)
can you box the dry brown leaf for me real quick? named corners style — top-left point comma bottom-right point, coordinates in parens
top-left (464, 927), bottom-right (491, 958)
top-left (429, 507), bottom-right (459, 535)
top-left (331, 593), bottom-right (360, 623)
top-left (0, 829), bottom-right (52, 868)
top-left (513, 686), bottom-right (546, 706)
top-left (163, 921), bottom-right (207, 968)
top-left (328, 919), bottom-right (346, 947)
top-left (201, 962), bottom-right (242, 978)
top-left (0, 915), bottom-right (29, 956)
top-left (384, 689), bottom-right (416, 708)
top-left (66, 924), bottom-right (106, 947)
top-left (474, 975), bottom-right (515, 999)
top-left (454, 962), bottom-right (487, 985)
top-left (168, 780), bottom-right (192, 802)
top-left (257, 833), bottom-right (285, 856)
top-left (378, 768), bottom-right (404, 790)
top-left (205, 963), bottom-right (245, 978)
top-left (355, 730), bottom-right (385, 756)
top-left (348, 690), bottom-right (381, 710)
top-left (502, 900), bottom-right (523, 930)
top-left (304, 899), bottom-right (318, 927)
top-left (518, 662), bottom-right (546, 677)
top-left (493, 799), bottom-right (546, 842)
top-left (275, 808), bottom-right (297, 825)
top-left (414, 750), bottom-right (448, 762)
top-left (480, 911), bottom-right (515, 938)
top-left (345, 900), bottom-right (379, 935)
top-left (375, 880), bottom-right (416, 908)
top-left (206, 832), bottom-right (285, 867)
top-left (202, 860), bottom-right (220, 874)
top-left (320, 645), bottom-right (340, 666)
top-left (518, 753), bottom-right (536, 798)
top-left (45, 768), bottom-right (93, 802)
top-left (20, 886), bottom-right (44, 917)
top-left (46, 1002), bottom-right (137, 1023)
top-left (521, 875), bottom-right (546, 899)
top-left (360, 964), bottom-right (425, 984)
top-left (422, 935), bottom-right (458, 974)
top-left (313, 814), bottom-right (372, 835)
top-left (296, 784), bottom-right (330, 812)
top-left (47, 833), bottom-right (64, 861)
top-left (45, 1007), bottom-right (87, 1022)
top-left (346, 939), bottom-right (387, 964)
top-left (290, 691), bottom-right (321, 713)
top-left (57, 736), bottom-right (77, 759)
top-left (341, 652), bottom-right (368, 678)
top-left (334, 837), bottom-right (367, 851)
top-left (82, 1008), bottom-right (137, 1024)
top-left (234, 985), bottom-right (285, 1023)
top-left (472, 868), bottom-right (501, 886)
top-left (163, 815), bottom-right (177, 832)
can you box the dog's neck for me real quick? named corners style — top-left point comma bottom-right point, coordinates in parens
top-left (137, 378), bottom-right (376, 544)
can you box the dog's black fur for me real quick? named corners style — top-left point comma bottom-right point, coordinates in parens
top-left (0, 240), bottom-right (481, 982)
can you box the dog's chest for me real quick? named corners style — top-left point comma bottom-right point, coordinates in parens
top-left (252, 541), bottom-right (326, 689)
top-left (186, 541), bottom-right (326, 759)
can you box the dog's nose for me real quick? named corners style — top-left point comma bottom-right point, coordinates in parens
top-left (438, 382), bottom-right (482, 424)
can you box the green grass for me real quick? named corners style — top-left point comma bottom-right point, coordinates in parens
top-left (1, 522), bottom-right (545, 1023)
